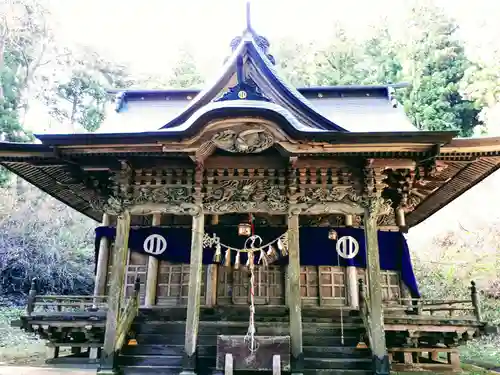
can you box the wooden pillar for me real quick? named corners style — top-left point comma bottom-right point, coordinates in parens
top-left (94, 213), bottom-right (111, 298)
top-left (144, 212), bottom-right (161, 307)
top-left (471, 281), bottom-right (482, 322)
top-left (182, 208), bottom-right (205, 374)
top-left (363, 199), bottom-right (390, 374)
top-left (100, 210), bottom-right (131, 372)
top-left (205, 214), bottom-right (219, 307)
top-left (287, 209), bottom-right (303, 373)
top-left (346, 266), bottom-right (359, 309)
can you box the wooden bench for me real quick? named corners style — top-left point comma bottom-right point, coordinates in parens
top-left (389, 347), bottom-right (460, 372)
top-left (216, 335), bottom-right (290, 375)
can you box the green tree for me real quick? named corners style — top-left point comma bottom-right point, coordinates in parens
top-left (360, 25), bottom-right (403, 85)
top-left (400, 1), bottom-right (481, 136)
top-left (166, 49), bottom-right (204, 89)
top-left (312, 25), bottom-right (366, 86)
top-left (45, 70), bottom-right (108, 132)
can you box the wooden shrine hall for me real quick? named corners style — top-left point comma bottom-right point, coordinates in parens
top-left (4, 9), bottom-right (500, 375)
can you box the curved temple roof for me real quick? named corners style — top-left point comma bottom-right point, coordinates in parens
top-left (97, 29), bottom-right (416, 135)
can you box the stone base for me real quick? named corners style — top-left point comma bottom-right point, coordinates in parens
top-left (291, 352), bottom-right (304, 374)
top-left (373, 354), bottom-right (390, 375)
top-left (182, 351), bottom-right (197, 372)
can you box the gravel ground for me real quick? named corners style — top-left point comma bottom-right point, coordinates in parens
top-left (0, 367), bottom-right (95, 375)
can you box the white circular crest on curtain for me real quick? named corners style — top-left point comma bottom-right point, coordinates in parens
top-left (336, 236), bottom-right (359, 259)
top-left (143, 234), bottom-right (167, 255)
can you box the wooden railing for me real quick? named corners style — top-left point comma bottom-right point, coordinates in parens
top-left (115, 277), bottom-right (141, 352)
top-left (358, 278), bottom-right (373, 348)
top-left (383, 281), bottom-right (483, 322)
top-left (26, 279), bottom-right (108, 316)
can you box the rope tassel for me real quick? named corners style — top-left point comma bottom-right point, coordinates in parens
top-left (213, 243), bottom-right (222, 263)
top-left (234, 251), bottom-right (241, 270)
top-left (224, 248), bottom-right (231, 267)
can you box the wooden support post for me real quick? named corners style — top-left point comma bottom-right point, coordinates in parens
top-left (363, 198), bottom-right (390, 375)
top-left (46, 345), bottom-right (59, 360)
top-left (346, 266), bottom-right (359, 309)
top-left (287, 209), bottom-right (303, 374)
top-left (100, 210), bottom-right (131, 373)
top-left (182, 208), bottom-right (205, 374)
top-left (89, 347), bottom-right (99, 360)
top-left (224, 353), bottom-right (233, 375)
top-left (94, 214), bottom-right (111, 299)
top-left (26, 278), bottom-right (37, 316)
top-left (273, 354), bottom-right (281, 375)
top-left (144, 212), bottom-right (161, 307)
top-left (471, 281), bottom-right (482, 322)
top-left (448, 350), bottom-right (460, 370)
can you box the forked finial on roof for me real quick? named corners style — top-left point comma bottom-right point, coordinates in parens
top-left (246, 0), bottom-right (252, 31)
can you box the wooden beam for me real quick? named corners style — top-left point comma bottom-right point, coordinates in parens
top-left (182, 209), bottom-right (205, 374)
top-left (363, 200), bottom-right (390, 374)
top-left (287, 210), bottom-right (303, 373)
top-left (100, 210), bottom-right (131, 372)
top-left (144, 212), bottom-right (161, 307)
top-left (367, 158), bottom-right (416, 170)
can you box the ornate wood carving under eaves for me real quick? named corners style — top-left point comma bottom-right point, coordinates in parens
top-left (211, 128), bottom-right (274, 153)
top-left (203, 179), bottom-right (287, 213)
top-left (90, 186), bottom-right (195, 215)
top-left (297, 186), bottom-right (361, 205)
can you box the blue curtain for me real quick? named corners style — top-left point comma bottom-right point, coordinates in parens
top-left (95, 226), bottom-right (419, 297)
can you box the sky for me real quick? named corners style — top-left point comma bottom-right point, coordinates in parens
top-left (45, 0), bottom-right (500, 78)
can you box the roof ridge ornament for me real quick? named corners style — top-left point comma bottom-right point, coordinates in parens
top-left (246, 0), bottom-right (252, 32)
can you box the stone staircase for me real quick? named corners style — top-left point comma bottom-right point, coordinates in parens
top-left (119, 306), bottom-right (372, 374)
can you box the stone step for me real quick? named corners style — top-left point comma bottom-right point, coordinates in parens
top-left (305, 358), bottom-right (372, 370)
top-left (303, 345), bottom-right (370, 358)
top-left (138, 307), bottom-right (361, 322)
top-left (119, 354), bottom-right (182, 367)
top-left (303, 335), bottom-right (361, 347)
top-left (122, 345), bottom-right (370, 361)
top-left (122, 344), bottom-right (215, 357)
top-left (133, 332), bottom-right (361, 347)
top-left (121, 366), bottom-right (181, 375)
top-left (132, 321), bottom-right (362, 336)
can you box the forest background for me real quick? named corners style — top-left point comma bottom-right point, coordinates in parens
top-left (0, 0), bottom-right (499, 368)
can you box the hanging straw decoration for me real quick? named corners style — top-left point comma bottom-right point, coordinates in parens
top-left (224, 249), bottom-right (231, 267)
top-left (234, 251), bottom-right (241, 270)
top-left (258, 249), bottom-right (269, 267)
top-left (277, 237), bottom-right (288, 256)
top-left (203, 231), bottom-right (289, 269)
top-left (213, 243), bottom-right (222, 263)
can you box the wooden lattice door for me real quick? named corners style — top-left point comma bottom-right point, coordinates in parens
top-left (216, 266), bottom-right (285, 305)
top-left (358, 269), bottom-right (402, 304)
top-left (318, 266), bottom-right (347, 306)
top-left (300, 266), bottom-right (319, 306)
top-left (156, 262), bottom-right (206, 306)
top-left (106, 248), bottom-right (148, 304)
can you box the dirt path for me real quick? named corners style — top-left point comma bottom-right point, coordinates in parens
top-left (0, 367), bottom-right (95, 375)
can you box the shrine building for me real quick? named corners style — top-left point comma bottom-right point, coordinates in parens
top-left (4, 8), bottom-right (500, 375)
